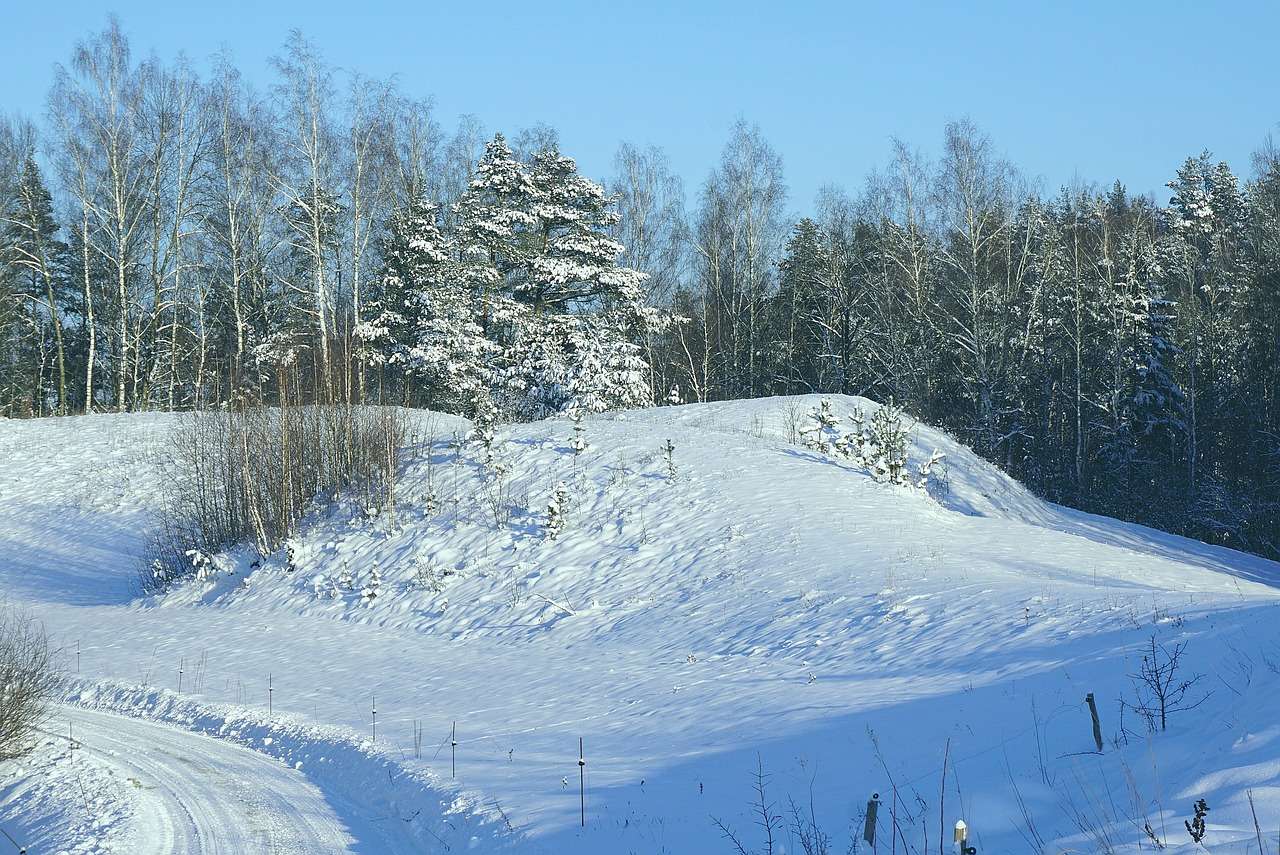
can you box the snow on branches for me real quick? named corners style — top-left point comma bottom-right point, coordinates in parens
top-left (362, 134), bottom-right (666, 422)
top-left (799, 398), bottom-right (943, 490)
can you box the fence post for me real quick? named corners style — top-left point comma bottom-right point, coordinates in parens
top-left (1086, 692), bottom-right (1104, 752)
top-left (578, 737), bottom-right (586, 828)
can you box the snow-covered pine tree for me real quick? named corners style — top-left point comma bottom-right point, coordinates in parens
top-left (497, 147), bottom-right (663, 418)
top-left (867, 399), bottom-right (910, 485)
top-left (569, 408), bottom-right (588, 456)
top-left (545, 481), bottom-right (569, 539)
top-left (360, 563), bottom-right (382, 605)
top-left (356, 196), bottom-right (446, 380)
top-left (800, 398), bottom-right (840, 454)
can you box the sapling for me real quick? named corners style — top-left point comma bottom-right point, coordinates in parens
top-left (1125, 635), bottom-right (1206, 732)
top-left (360, 563), bottom-right (382, 605)
top-left (662, 439), bottom-right (676, 479)
top-left (569, 409), bottom-right (588, 457)
top-left (800, 398), bottom-right (840, 454)
top-left (185, 549), bottom-right (214, 584)
top-left (545, 482), bottom-right (569, 540)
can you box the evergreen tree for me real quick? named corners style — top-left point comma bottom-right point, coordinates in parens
top-left (4, 157), bottom-right (70, 413)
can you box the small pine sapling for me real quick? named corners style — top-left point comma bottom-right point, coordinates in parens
top-left (661, 439), bottom-right (676, 479)
top-left (360, 564), bottom-right (382, 606)
top-left (666, 385), bottom-right (682, 406)
top-left (868, 400), bottom-right (910, 484)
top-left (545, 482), bottom-right (569, 540)
top-left (185, 549), bottom-right (214, 584)
top-left (845, 408), bottom-right (868, 464)
top-left (569, 410), bottom-right (588, 457)
top-left (470, 394), bottom-right (501, 469)
top-left (800, 398), bottom-right (840, 454)
top-left (338, 562), bottom-right (355, 591)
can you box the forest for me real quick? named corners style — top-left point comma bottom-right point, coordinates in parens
top-left (1, 19), bottom-right (1277, 559)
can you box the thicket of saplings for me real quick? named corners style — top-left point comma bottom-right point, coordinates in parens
top-left (146, 361), bottom-right (404, 591)
top-left (0, 606), bottom-right (59, 761)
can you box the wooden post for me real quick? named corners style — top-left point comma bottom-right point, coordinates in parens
top-left (863, 793), bottom-right (879, 852)
top-left (578, 737), bottom-right (586, 827)
top-left (1085, 692), bottom-right (1104, 752)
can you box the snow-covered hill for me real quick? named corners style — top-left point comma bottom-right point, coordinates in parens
top-left (3, 395), bottom-right (1280, 854)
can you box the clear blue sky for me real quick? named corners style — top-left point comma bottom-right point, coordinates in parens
top-left (5, 0), bottom-right (1278, 209)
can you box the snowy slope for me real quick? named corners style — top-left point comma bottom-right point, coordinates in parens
top-left (2, 395), bottom-right (1280, 854)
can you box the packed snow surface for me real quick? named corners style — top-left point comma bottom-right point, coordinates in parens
top-left (2, 395), bottom-right (1280, 853)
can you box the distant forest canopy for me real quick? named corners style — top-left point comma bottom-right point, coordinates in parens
top-left (1, 18), bottom-right (1278, 559)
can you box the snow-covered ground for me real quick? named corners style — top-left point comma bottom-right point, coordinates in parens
top-left (3, 395), bottom-right (1280, 853)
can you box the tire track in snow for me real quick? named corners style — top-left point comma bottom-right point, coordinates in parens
top-left (58, 705), bottom-right (361, 854)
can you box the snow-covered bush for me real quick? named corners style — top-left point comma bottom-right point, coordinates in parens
top-left (0, 606), bottom-right (59, 760)
top-left (412, 557), bottom-right (448, 593)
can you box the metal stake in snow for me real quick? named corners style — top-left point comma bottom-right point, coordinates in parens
top-left (0, 822), bottom-right (27, 854)
top-left (578, 737), bottom-right (586, 827)
top-left (268, 674), bottom-right (273, 715)
top-left (954, 820), bottom-right (976, 855)
top-left (372, 695), bottom-right (377, 742)
top-left (451, 721), bottom-right (457, 778)
top-left (75, 640), bottom-right (80, 675)
top-left (178, 658), bottom-right (184, 693)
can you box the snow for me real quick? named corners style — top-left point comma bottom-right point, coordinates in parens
top-left (3, 395), bottom-right (1280, 853)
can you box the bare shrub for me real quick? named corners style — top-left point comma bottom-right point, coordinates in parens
top-left (1124, 635), bottom-right (1207, 733)
top-left (145, 398), bottom-right (404, 590)
top-left (0, 606), bottom-right (60, 760)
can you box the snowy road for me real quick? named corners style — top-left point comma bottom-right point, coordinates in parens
top-left (58, 706), bottom-right (361, 854)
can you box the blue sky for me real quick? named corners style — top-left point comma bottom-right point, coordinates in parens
top-left (4, 1), bottom-right (1278, 209)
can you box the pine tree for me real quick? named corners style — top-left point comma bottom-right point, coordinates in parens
top-left (3, 156), bottom-right (69, 413)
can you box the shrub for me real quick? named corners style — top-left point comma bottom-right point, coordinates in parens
top-left (145, 400), bottom-right (404, 591)
top-left (0, 606), bottom-right (60, 760)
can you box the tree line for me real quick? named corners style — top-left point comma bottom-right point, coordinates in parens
top-left (1, 19), bottom-right (1277, 558)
